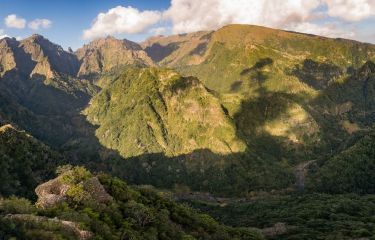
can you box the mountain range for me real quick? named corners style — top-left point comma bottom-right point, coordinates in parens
top-left (0, 24), bottom-right (375, 239)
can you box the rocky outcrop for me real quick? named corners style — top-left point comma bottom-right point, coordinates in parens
top-left (83, 177), bottom-right (113, 204)
top-left (35, 175), bottom-right (112, 209)
top-left (35, 177), bottom-right (69, 208)
top-left (261, 223), bottom-right (288, 238)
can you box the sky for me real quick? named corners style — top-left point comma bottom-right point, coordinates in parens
top-left (0, 0), bottom-right (374, 50)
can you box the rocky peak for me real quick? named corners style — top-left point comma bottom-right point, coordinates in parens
top-left (0, 34), bottom-right (80, 79)
top-left (0, 37), bottom-right (19, 48)
top-left (20, 35), bottom-right (79, 78)
top-left (76, 37), bottom-right (154, 78)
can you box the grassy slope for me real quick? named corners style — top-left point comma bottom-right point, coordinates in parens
top-left (145, 24), bottom-right (375, 164)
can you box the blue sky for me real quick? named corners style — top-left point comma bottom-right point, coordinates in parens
top-left (0, 0), bottom-right (374, 50)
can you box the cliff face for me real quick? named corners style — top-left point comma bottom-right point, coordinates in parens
top-left (76, 37), bottom-right (154, 79)
top-left (0, 35), bottom-right (79, 80)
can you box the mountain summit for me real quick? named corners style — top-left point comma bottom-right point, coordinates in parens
top-left (76, 37), bottom-right (153, 79)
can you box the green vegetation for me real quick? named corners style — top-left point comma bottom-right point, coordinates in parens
top-left (189, 193), bottom-right (375, 239)
top-left (0, 167), bottom-right (263, 240)
top-left (84, 66), bottom-right (294, 195)
top-left (0, 124), bottom-right (63, 199)
top-left (308, 133), bottom-right (375, 194)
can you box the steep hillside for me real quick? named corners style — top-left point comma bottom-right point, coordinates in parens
top-left (84, 67), bottom-right (244, 157)
top-left (144, 24), bottom-right (375, 164)
top-left (83, 66), bottom-right (293, 195)
top-left (1, 26), bottom-right (375, 197)
top-left (0, 124), bottom-right (64, 199)
top-left (0, 36), bottom-right (102, 165)
top-left (20, 34), bottom-right (79, 79)
top-left (308, 132), bottom-right (375, 194)
top-left (76, 37), bottom-right (154, 81)
top-left (142, 31), bottom-right (213, 66)
top-left (0, 35), bottom-right (80, 81)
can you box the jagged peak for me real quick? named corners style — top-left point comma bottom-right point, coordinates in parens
top-left (21, 34), bottom-right (67, 53)
top-left (29, 33), bottom-right (45, 40)
top-left (0, 37), bottom-right (19, 47)
top-left (81, 36), bottom-right (142, 51)
top-left (22, 34), bottom-right (49, 44)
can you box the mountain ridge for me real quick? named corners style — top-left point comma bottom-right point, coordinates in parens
top-left (0, 23), bottom-right (374, 196)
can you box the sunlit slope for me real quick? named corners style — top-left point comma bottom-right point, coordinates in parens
top-left (84, 66), bottom-right (245, 158)
top-left (144, 24), bottom-right (375, 162)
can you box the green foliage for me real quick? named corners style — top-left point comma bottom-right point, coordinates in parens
top-left (60, 166), bottom-right (93, 185)
top-left (0, 172), bottom-right (263, 240)
top-left (190, 193), bottom-right (375, 239)
top-left (0, 197), bottom-right (36, 214)
top-left (308, 133), bottom-right (375, 194)
top-left (0, 125), bottom-right (63, 199)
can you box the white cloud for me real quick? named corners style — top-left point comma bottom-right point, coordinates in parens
top-left (287, 22), bottom-right (355, 39)
top-left (163, 0), bottom-right (321, 34)
top-left (323, 0), bottom-right (375, 21)
top-left (149, 27), bottom-right (167, 35)
top-left (82, 1), bottom-right (375, 42)
top-left (28, 18), bottom-right (52, 30)
top-left (0, 29), bottom-right (9, 39)
top-left (5, 14), bottom-right (26, 29)
top-left (83, 6), bottom-right (162, 39)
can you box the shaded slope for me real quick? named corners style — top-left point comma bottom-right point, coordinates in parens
top-left (84, 66), bottom-right (294, 195)
top-left (308, 133), bottom-right (375, 194)
top-left (0, 124), bottom-right (64, 199)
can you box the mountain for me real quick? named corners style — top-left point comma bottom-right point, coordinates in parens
top-left (0, 34), bottom-right (79, 80)
top-left (144, 24), bottom-right (375, 163)
top-left (1, 24), bottom-right (374, 195)
top-left (1, 23), bottom-right (375, 239)
top-left (76, 36), bottom-right (154, 80)
top-left (1, 24), bottom-right (375, 194)
top-left (84, 67), bottom-right (245, 158)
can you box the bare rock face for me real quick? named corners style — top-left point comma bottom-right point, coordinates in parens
top-left (83, 177), bottom-right (113, 204)
top-left (35, 177), bottom-right (69, 208)
top-left (76, 36), bottom-right (154, 78)
top-left (20, 34), bottom-right (79, 78)
top-left (0, 34), bottom-right (79, 80)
